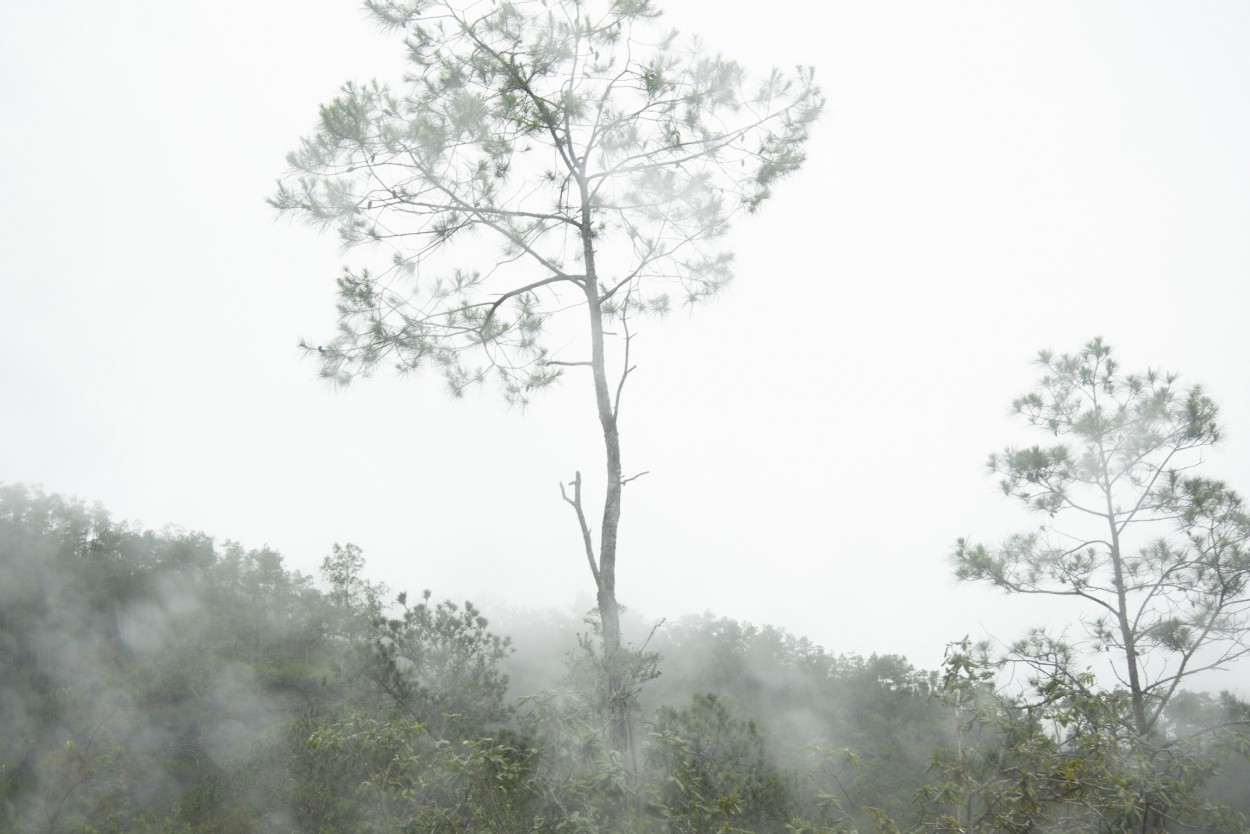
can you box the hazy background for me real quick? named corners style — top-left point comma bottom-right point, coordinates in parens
top-left (3, 0), bottom-right (1248, 684)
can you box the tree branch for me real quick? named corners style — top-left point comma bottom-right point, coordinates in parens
top-left (559, 471), bottom-right (600, 589)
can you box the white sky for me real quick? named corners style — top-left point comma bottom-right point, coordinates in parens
top-left (3, 1), bottom-right (1249, 689)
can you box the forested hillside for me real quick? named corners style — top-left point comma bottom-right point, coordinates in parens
top-left (2, 484), bottom-right (1246, 833)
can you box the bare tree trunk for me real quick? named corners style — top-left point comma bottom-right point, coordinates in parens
top-left (580, 188), bottom-right (630, 754)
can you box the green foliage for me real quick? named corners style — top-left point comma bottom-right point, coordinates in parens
top-left (290, 689), bottom-right (649, 834)
top-left (562, 614), bottom-right (661, 749)
top-left (320, 542), bottom-right (385, 631)
top-left (646, 615), bottom-right (950, 830)
top-left (515, 687), bottom-right (645, 832)
top-left (947, 339), bottom-right (1250, 831)
top-left (290, 711), bottom-right (533, 833)
top-left (919, 640), bottom-right (1250, 833)
top-left (359, 589), bottom-right (514, 739)
top-left (0, 485), bottom-right (321, 833)
top-left (952, 340), bottom-right (1249, 710)
top-left (21, 478), bottom-right (1237, 834)
top-left (649, 693), bottom-right (794, 833)
top-left (273, 0), bottom-right (822, 401)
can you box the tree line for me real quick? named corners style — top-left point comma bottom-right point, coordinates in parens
top-left (0, 482), bottom-right (941, 832)
top-left (1, 464), bottom-right (1247, 832)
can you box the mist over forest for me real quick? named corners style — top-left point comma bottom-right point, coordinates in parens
top-left (6, 0), bottom-right (1250, 831)
top-left (2, 479), bottom-right (1249, 832)
top-left (0, 487), bottom-right (942, 831)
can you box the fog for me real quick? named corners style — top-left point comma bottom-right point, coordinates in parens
top-left (4, 0), bottom-right (1250, 674)
top-left (3, 479), bottom-right (1248, 829)
top-left (3, 0), bottom-right (1250, 830)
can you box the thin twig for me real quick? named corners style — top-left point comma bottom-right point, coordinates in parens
top-left (621, 471), bottom-right (650, 487)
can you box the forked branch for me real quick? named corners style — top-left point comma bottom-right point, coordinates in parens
top-left (560, 471), bottom-right (600, 587)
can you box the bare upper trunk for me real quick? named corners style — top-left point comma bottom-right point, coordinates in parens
top-left (580, 182), bottom-right (629, 754)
